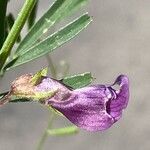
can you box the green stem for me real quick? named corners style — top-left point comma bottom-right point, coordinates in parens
top-left (0, 0), bottom-right (37, 71)
top-left (36, 111), bottom-right (55, 150)
top-left (36, 54), bottom-right (57, 150)
top-left (46, 55), bottom-right (57, 78)
top-left (0, 0), bottom-right (8, 49)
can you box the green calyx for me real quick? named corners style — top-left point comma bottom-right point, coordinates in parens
top-left (31, 67), bottom-right (48, 85)
top-left (34, 90), bottom-right (57, 101)
top-left (11, 89), bottom-right (57, 102)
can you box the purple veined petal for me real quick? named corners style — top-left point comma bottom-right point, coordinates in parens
top-left (107, 75), bottom-right (129, 122)
top-left (48, 86), bottom-right (114, 131)
top-left (47, 75), bottom-right (129, 132)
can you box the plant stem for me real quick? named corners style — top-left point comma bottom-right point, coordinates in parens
top-left (36, 54), bottom-right (57, 150)
top-left (46, 55), bottom-right (57, 78)
top-left (0, 0), bottom-right (8, 49)
top-left (0, 0), bottom-right (37, 71)
top-left (36, 112), bottom-right (55, 150)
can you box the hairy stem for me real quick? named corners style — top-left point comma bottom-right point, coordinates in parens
top-left (0, 0), bottom-right (37, 71)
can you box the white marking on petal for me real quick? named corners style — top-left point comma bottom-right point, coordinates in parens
top-left (107, 93), bottom-right (112, 99)
top-left (115, 90), bottom-right (120, 94)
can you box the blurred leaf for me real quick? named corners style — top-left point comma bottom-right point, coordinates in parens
top-left (16, 0), bottom-right (88, 55)
top-left (62, 72), bottom-right (93, 89)
top-left (11, 14), bottom-right (92, 68)
top-left (7, 13), bottom-right (14, 27)
top-left (47, 126), bottom-right (79, 136)
top-left (2, 57), bottom-right (18, 72)
top-left (27, 0), bottom-right (39, 29)
top-left (0, 0), bottom-right (8, 49)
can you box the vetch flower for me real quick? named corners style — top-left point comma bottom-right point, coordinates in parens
top-left (8, 70), bottom-right (129, 132)
top-left (38, 74), bottom-right (129, 131)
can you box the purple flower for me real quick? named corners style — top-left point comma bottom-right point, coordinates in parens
top-left (10, 72), bottom-right (129, 132)
top-left (37, 75), bottom-right (129, 132)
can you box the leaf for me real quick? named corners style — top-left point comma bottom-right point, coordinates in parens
top-left (2, 57), bottom-right (18, 72)
top-left (16, 0), bottom-right (88, 55)
top-left (11, 14), bottom-right (92, 68)
top-left (47, 126), bottom-right (79, 136)
top-left (62, 72), bottom-right (93, 89)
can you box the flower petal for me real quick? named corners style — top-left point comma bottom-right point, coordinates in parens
top-left (47, 75), bottom-right (129, 131)
top-left (35, 77), bottom-right (72, 101)
top-left (107, 75), bottom-right (129, 122)
top-left (48, 85), bottom-right (115, 131)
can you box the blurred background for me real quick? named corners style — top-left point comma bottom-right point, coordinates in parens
top-left (0, 0), bottom-right (150, 149)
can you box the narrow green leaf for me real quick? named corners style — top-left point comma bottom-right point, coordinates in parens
top-left (62, 72), bottom-right (93, 89)
top-left (47, 126), bottom-right (79, 136)
top-left (16, 0), bottom-right (88, 55)
top-left (11, 14), bottom-right (92, 68)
